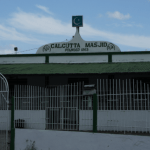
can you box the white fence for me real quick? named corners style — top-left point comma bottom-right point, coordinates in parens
top-left (13, 83), bottom-right (83, 131)
top-left (96, 79), bottom-right (150, 133)
top-left (1, 78), bottom-right (150, 134)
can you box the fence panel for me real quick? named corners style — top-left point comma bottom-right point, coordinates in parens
top-left (46, 84), bottom-right (80, 131)
top-left (97, 79), bottom-right (150, 133)
top-left (13, 83), bottom-right (83, 131)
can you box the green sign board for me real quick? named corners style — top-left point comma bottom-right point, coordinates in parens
top-left (72, 16), bottom-right (83, 27)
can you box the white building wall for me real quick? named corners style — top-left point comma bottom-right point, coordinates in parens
top-left (0, 110), bottom-right (11, 130)
top-left (1, 110), bottom-right (150, 132)
top-left (79, 110), bottom-right (93, 130)
top-left (49, 55), bottom-right (108, 63)
top-left (0, 56), bottom-right (45, 64)
top-left (0, 110), bottom-right (45, 130)
top-left (79, 110), bottom-right (150, 132)
top-left (112, 54), bottom-right (150, 62)
top-left (14, 110), bottom-right (45, 130)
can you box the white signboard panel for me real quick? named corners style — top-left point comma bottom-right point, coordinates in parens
top-left (36, 29), bottom-right (121, 54)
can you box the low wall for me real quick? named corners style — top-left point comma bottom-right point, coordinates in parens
top-left (1, 110), bottom-right (150, 132)
top-left (79, 110), bottom-right (150, 132)
top-left (0, 110), bottom-right (11, 130)
top-left (15, 110), bottom-right (45, 130)
top-left (0, 110), bottom-right (45, 130)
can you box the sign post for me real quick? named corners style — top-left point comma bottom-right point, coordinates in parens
top-left (72, 16), bottom-right (83, 33)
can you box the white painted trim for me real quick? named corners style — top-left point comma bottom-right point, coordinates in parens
top-left (49, 55), bottom-right (108, 63)
top-left (112, 54), bottom-right (150, 62)
top-left (0, 56), bottom-right (45, 64)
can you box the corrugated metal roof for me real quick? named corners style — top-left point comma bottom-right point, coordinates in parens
top-left (0, 62), bottom-right (150, 74)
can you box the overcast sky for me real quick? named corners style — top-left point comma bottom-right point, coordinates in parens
top-left (0, 0), bottom-right (150, 54)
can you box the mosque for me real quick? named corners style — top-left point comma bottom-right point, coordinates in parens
top-left (0, 16), bottom-right (150, 132)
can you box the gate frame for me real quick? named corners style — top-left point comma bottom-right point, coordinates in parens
top-left (0, 73), bottom-right (9, 150)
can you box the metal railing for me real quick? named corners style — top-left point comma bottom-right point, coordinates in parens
top-left (1, 79), bottom-right (150, 134)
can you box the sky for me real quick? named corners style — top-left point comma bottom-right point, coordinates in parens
top-left (1, 0), bottom-right (150, 54)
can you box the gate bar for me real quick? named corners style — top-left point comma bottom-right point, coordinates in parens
top-left (93, 93), bottom-right (97, 133)
top-left (10, 96), bottom-right (15, 150)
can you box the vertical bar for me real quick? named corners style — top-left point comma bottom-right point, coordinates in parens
top-left (97, 79), bottom-right (99, 131)
top-left (113, 79), bottom-right (115, 132)
top-left (133, 79), bottom-right (136, 133)
top-left (129, 79), bottom-right (132, 133)
top-left (67, 84), bottom-right (69, 130)
top-left (93, 94), bottom-right (97, 133)
top-left (110, 79), bottom-right (111, 110)
top-left (123, 80), bottom-right (125, 134)
top-left (123, 80), bottom-right (124, 110)
top-left (18, 85), bottom-right (19, 110)
top-left (97, 79), bottom-right (99, 110)
top-left (64, 85), bottom-right (66, 130)
top-left (119, 79), bottom-right (121, 110)
top-left (67, 84), bottom-right (71, 130)
top-left (137, 80), bottom-right (139, 110)
top-left (10, 96), bottom-right (15, 150)
top-left (55, 87), bottom-right (56, 130)
top-left (116, 79), bottom-right (118, 110)
top-left (133, 79), bottom-right (135, 111)
top-left (100, 79), bottom-right (102, 110)
top-left (144, 83), bottom-right (146, 110)
top-left (76, 82), bottom-right (78, 130)
top-left (129, 79), bottom-right (132, 110)
top-left (79, 82), bottom-right (81, 130)
top-left (57, 86), bottom-right (58, 130)
top-left (29, 85), bottom-right (31, 128)
top-left (29, 86), bottom-right (32, 128)
top-left (140, 81), bottom-right (142, 110)
top-left (116, 79), bottom-right (118, 132)
top-left (70, 83), bottom-right (72, 130)
top-left (144, 83), bottom-right (147, 133)
top-left (140, 80), bottom-right (143, 133)
top-left (126, 79), bottom-right (128, 111)
top-left (148, 84), bottom-right (149, 110)
top-left (103, 79), bottom-right (105, 111)
top-left (113, 79), bottom-right (114, 111)
top-left (106, 79), bottom-right (108, 111)
top-left (126, 79), bottom-right (127, 133)
top-left (52, 88), bottom-right (53, 130)
top-left (147, 85), bottom-right (149, 133)
top-left (73, 83), bottom-right (75, 130)
top-left (49, 88), bottom-right (51, 129)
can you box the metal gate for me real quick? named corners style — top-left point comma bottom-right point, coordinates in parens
top-left (12, 83), bottom-right (83, 131)
top-left (0, 73), bottom-right (9, 150)
top-left (46, 84), bottom-right (82, 131)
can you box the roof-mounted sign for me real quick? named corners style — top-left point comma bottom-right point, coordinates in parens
top-left (72, 16), bottom-right (83, 27)
top-left (36, 16), bottom-right (121, 54)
